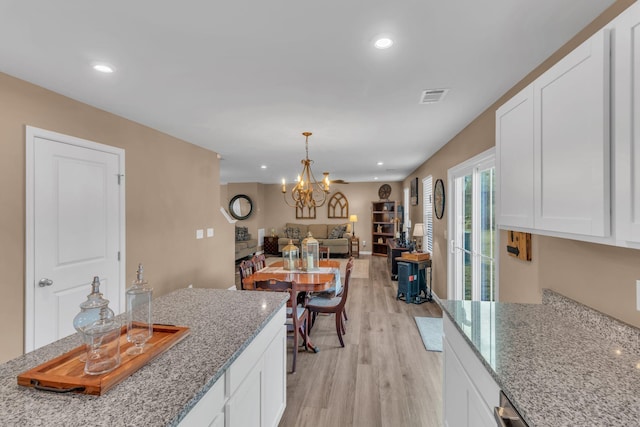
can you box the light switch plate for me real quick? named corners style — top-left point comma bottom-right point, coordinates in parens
top-left (207, 228), bottom-right (214, 237)
top-left (196, 229), bottom-right (204, 239)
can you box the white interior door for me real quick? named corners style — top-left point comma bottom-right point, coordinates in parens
top-left (26, 127), bottom-right (125, 352)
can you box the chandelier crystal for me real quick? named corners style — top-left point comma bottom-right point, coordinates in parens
top-left (282, 132), bottom-right (330, 209)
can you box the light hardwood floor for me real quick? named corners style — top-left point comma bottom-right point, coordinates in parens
top-left (278, 255), bottom-right (443, 427)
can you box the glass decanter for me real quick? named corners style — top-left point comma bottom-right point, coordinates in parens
top-left (73, 276), bottom-right (115, 363)
top-left (83, 308), bottom-right (121, 375)
top-left (126, 263), bottom-right (153, 355)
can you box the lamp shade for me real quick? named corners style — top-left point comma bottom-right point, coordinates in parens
top-left (413, 223), bottom-right (425, 237)
top-left (349, 214), bottom-right (358, 223)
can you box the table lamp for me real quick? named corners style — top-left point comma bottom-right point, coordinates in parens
top-left (349, 214), bottom-right (358, 236)
top-left (413, 223), bottom-right (425, 252)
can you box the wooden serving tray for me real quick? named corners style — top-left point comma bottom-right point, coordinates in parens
top-left (18, 324), bottom-right (190, 396)
top-left (401, 252), bottom-right (431, 261)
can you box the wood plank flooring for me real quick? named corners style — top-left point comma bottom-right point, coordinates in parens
top-left (279, 255), bottom-right (443, 427)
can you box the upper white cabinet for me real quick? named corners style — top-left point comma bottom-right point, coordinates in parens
top-left (533, 29), bottom-right (610, 237)
top-left (614, 3), bottom-right (640, 246)
top-left (496, 84), bottom-right (534, 229)
top-left (496, 25), bottom-right (613, 240)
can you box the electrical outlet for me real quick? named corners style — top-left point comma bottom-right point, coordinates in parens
top-left (637, 280), bottom-right (640, 311)
top-left (362, 240), bottom-right (366, 247)
top-left (207, 228), bottom-right (214, 237)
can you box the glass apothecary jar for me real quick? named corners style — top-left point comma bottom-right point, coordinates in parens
top-left (301, 232), bottom-right (319, 271)
top-left (282, 239), bottom-right (299, 271)
top-left (73, 276), bottom-right (121, 375)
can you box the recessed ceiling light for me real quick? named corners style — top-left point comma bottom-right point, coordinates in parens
top-left (374, 37), bottom-right (393, 49)
top-left (261, 165), bottom-right (267, 169)
top-left (93, 63), bottom-right (114, 73)
top-left (377, 161), bottom-right (384, 166)
top-left (374, 177), bottom-right (379, 180)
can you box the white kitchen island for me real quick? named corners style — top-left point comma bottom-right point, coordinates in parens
top-left (0, 288), bottom-right (288, 426)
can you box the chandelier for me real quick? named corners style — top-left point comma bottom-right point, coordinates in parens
top-left (282, 132), bottom-right (330, 209)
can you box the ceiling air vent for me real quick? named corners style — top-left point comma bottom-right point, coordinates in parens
top-left (419, 88), bottom-right (449, 104)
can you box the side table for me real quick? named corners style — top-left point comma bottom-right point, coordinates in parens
top-left (264, 235), bottom-right (279, 255)
top-left (351, 237), bottom-right (360, 258)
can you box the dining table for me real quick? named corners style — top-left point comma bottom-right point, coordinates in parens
top-left (242, 259), bottom-right (342, 352)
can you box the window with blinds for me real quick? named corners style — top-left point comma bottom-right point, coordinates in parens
top-left (423, 175), bottom-right (433, 253)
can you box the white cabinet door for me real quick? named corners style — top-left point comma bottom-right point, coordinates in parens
top-left (443, 340), bottom-right (469, 427)
top-left (496, 84), bottom-right (535, 229)
top-left (261, 326), bottom-right (286, 427)
top-left (614, 3), bottom-right (640, 245)
top-left (227, 324), bottom-right (286, 427)
top-left (179, 306), bottom-right (287, 427)
top-left (227, 306), bottom-right (286, 427)
top-left (227, 360), bottom-right (263, 427)
top-left (443, 317), bottom-right (499, 427)
top-left (533, 28), bottom-right (611, 237)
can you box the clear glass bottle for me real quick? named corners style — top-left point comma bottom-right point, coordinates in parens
top-left (126, 263), bottom-right (153, 355)
top-left (73, 276), bottom-right (121, 375)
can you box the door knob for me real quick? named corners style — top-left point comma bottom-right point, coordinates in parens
top-left (38, 278), bottom-right (53, 287)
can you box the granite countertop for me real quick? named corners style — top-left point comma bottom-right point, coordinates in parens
top-left (0, 288), bottom-right (288, 426)
top-left (439, 290), bottom-right (640, 427)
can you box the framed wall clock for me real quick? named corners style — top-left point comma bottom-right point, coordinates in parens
top-left (434, 179), bottom-right (445, 219)
top-left (378, 184), bottom-right (391, 200)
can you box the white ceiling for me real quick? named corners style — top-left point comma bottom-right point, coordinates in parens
top-left (0, 0), bottom-right (616, 184)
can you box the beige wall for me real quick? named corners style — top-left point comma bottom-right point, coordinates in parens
top-left (404, 0), bottom-right (640, 328)
top-left (403, 108), bottom-right (497, 299)
top-left (260, 182), bottom-right (403, 251)
top-left (0, 73), bottom-right (235, 363)
top-left (224, 182), bottom-right (267, 249)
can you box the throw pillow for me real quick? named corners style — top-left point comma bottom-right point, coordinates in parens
top-left (235, 226), bottom-right (249, 241)
top-left (328, 224), bottom-right (346, 239)
top-left (286, 226), bottom-right (301, 240)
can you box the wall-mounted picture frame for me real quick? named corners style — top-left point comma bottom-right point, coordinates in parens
top-left (410, 177), bottom-right (418, 205)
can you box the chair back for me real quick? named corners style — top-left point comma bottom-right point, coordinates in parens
top-left (252, 253), bottom-right (266, 270)
top-left (332, 256), bottom-right (354, 310)
top-left (239, 260), bottom-right (255, 290)
top-left (345, 257), bottom-right (355, 273)
top-left (254, 279), bottom-right (299, 308)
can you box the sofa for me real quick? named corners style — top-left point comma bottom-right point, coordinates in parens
top-left (277, 222), bottom-right (352, 256)
top-left (235, 226), bottom-right (258, 261)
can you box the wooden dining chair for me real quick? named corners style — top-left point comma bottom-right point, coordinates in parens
top-left (252, 253), bottom-right (267, 271)
top-left (238, 259), bottom-right (255, 290)
top-left (338, 257), bottom-right (354, 322)
top-left (306, 257), bottom-right (354, 347)
top-left (319, 246), bottom-right (330, 260)
top-left (253, 279), bottom-right (309, 373)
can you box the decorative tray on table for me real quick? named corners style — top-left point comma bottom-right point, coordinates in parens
top-left (17, 324), bottom-right (190, 396)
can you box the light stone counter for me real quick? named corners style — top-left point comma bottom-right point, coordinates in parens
top-left (439, 290), bottom-right (640, 427)
top-left (0, 288), bottom-right (288, 426)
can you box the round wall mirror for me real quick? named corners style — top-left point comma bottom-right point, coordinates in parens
top-left (229, 194), bottom-right (253, 220)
